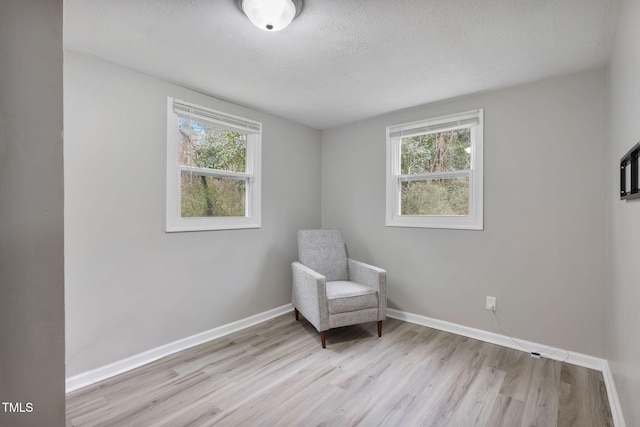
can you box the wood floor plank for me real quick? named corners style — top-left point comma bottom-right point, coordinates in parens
top-left (447, 365), bottom-right (506, 426)
top-left (417, 340), bottom-right (487, 426)
top-left (486, 394), bottom-right (527, 427)
top-left (558, 363), bottom-right (614, 427)
top-left (369, 392), bottom-right (419, 427)
top-left (498, 348), bottom-right (536, 402)
top-left (520, 357), bottom-right (562, 427)
top-left (66, 315), bottom-right (613, 427)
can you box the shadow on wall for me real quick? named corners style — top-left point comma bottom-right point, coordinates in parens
top-left (239, 242), bottom-right (292, 317)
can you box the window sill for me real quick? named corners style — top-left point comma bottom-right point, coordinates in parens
top-left (166, 219), bottom-right (261, 232)
top-left (386, 215), bottom-right (483, 230)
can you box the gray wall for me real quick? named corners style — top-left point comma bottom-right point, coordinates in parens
top-left (64, 53), bottom-right (321, 376)
top-left (321, 69), bottom-right (608, 357)
top-left (0, 0), bottom-right (65, 425)
top-left (608, 0), bottom-right (640, 423)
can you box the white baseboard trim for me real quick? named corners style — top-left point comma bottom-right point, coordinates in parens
top-left (66, 304), bottom-right (625, 426)
top-left (387, 308), bottom-right (626, 426)
top-left (387, 308), bottom-right (605, 370)
top-left (602, 361), bottom-right (627, 427)
top-left (66, 303), bottom-right (294, 393)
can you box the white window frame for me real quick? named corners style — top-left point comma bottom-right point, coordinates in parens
top-left (166, 97), bottom-right (261, 232)
top-left (386, 109), bottom-right (484, 230)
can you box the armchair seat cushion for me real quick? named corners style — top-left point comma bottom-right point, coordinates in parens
top-left (326, 281), bottom-right (379, 315)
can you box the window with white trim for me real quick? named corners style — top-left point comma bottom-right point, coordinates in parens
top-left (386, 109), bottom-right (483, 230)
top-left (166, 97), bottom-right (261, 232)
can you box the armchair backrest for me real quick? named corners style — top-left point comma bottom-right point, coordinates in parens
top-left (297, 229), bottom-right (349, 282)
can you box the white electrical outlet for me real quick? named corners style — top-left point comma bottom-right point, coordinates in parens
top-left (486, 296), bottom-right (497, 311)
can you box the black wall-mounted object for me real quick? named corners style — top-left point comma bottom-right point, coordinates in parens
top-left (620, 141), bottom-right (640, 200)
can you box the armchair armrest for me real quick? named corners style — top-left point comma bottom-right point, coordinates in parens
top-left (291, 261), bottom-right (329, 331)
top-left (348, 259), bottom-right (386, 292)
top-left (348, 258), bottom-right (387, 320)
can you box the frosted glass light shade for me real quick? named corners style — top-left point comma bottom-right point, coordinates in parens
top-left (242, 0), bottom-right (297, 31)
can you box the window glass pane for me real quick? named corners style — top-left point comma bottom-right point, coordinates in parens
top-left (181, 172), bottom-right (246, 218)
top-left (400, 128), bottom-right (470, 175)
top-left (401, 177), bottom-right (469, 216)
top-left (178, 118), bottom-right (247, 172)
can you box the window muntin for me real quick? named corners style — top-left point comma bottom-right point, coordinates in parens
top-left (386, 110), bottom-right (483, 230)
top-left (167, 98), bottom-right (261, 232)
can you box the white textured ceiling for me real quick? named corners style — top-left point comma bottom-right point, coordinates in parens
top-left (64, 0), bottom-right (619, 129)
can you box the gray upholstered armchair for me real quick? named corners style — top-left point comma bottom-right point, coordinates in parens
top-left (291, 229), bottom-right (387, 348)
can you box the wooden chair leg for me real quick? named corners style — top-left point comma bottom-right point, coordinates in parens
top-left (377, 320), bottom-right (382, 337)
top-left (294, 308), bottom-right (299, 321)
top-left (320, 331), bottom-right (326, 348)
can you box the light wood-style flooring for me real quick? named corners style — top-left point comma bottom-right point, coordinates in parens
top-left (66, 314), bottom-right (613, 426)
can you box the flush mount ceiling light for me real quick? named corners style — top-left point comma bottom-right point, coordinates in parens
top-left (237, 0), bottom-right (303, 32)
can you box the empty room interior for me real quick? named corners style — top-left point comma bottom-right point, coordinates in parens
top-left (3, 0), bottom-right (640, 425)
